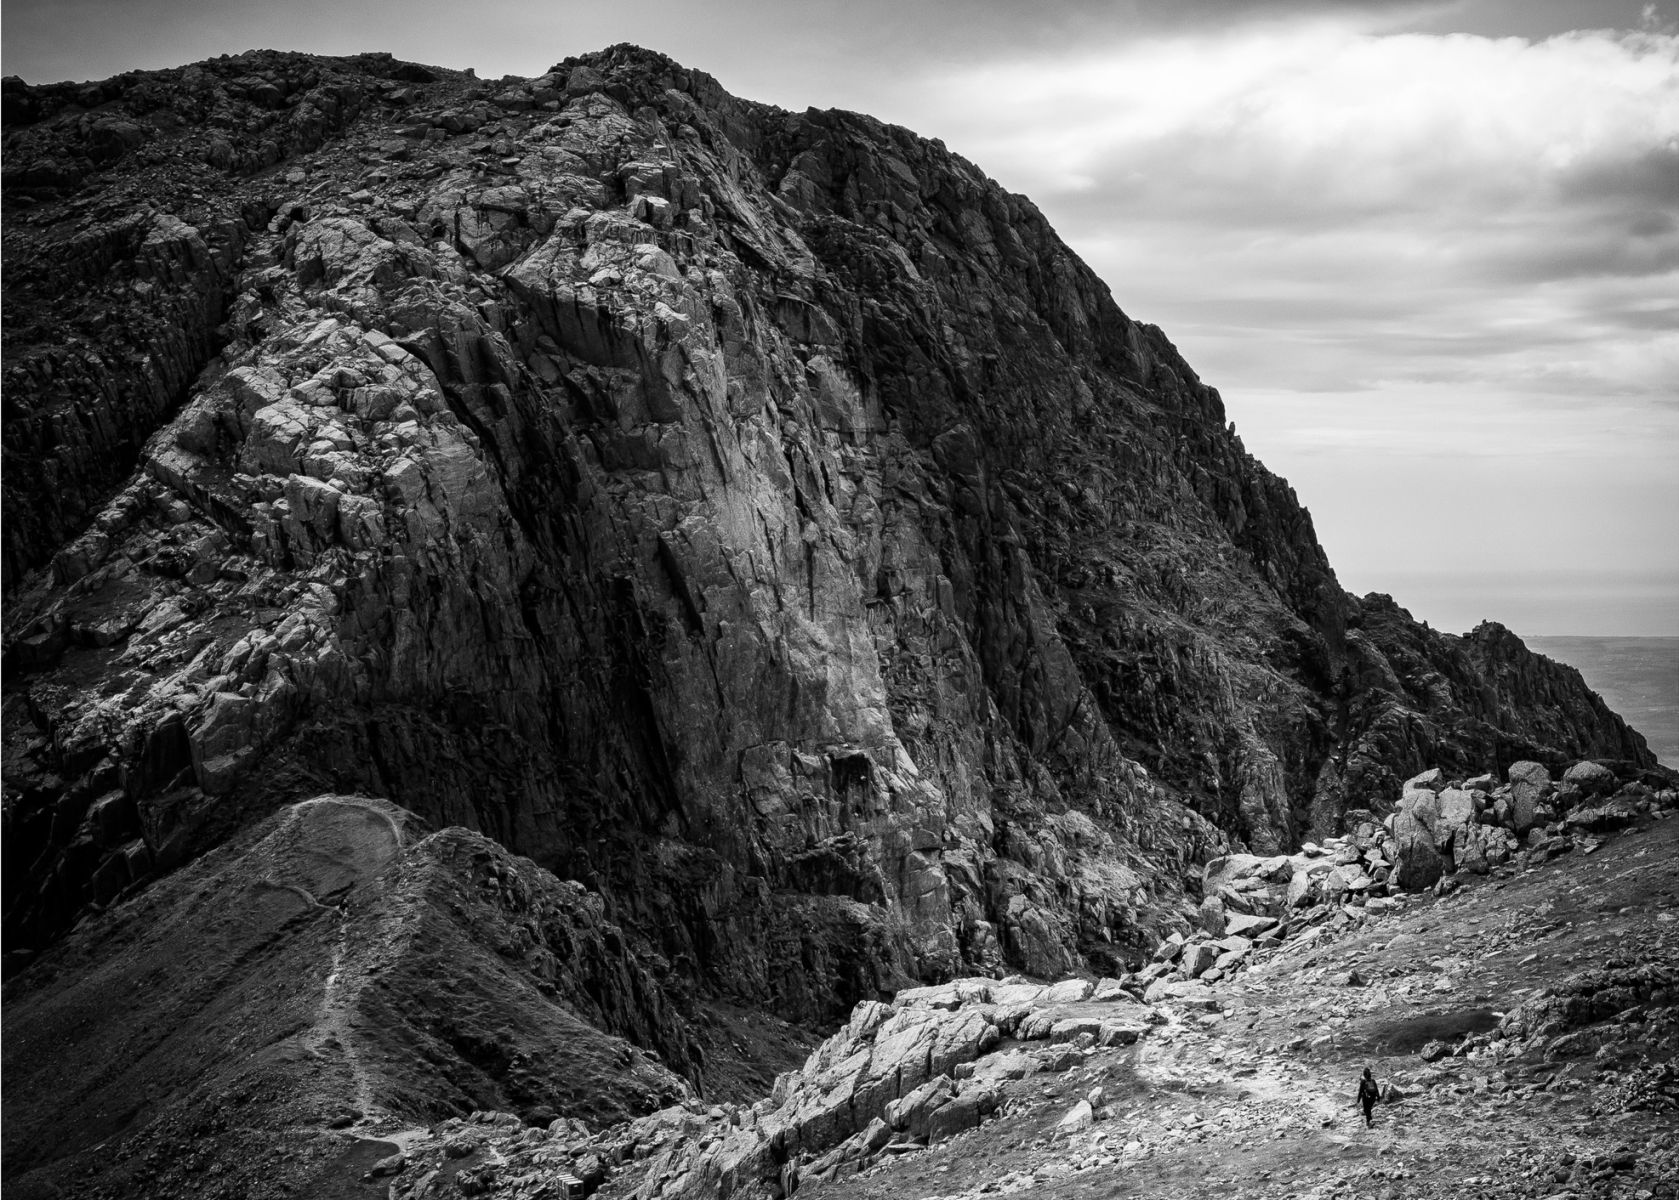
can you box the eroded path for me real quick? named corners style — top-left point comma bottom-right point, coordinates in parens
top-left (803, 817), bottom-right (1679, 1200)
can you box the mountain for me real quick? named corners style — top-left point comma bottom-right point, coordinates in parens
top-left (1, 43), bottom-right (1666, 1198)
top-left (1526, 636), bottom-right (1679, 767)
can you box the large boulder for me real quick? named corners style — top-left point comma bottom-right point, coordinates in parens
top-left (1323, 863), bottom-right (1372, 900)
top-left (1203, 854), bottom-right (1265, 894)
top-left (1285, 868), bottom-right (1318, 909)
top-left (1454, 823), bottom-right (1515, 874)
top-left (1405, 768), bottom-right (1446, 792)
top-left (1182, 941), bottom-right (1221, 978)
top-left (1564, 795), bottom-right (1642, 832)
top-left (1391, 806), bottom-right (1447, 890)
top-left (1562, 760), bottom-right (1617, 799)
top-left (1507, 761), bottom-right (1553, 835)
top-left (1434, 788), bottom-right (1477, 856)
top-left (1223, 912), bottom-right (1278, 938)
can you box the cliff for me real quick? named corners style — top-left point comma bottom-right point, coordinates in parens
top-left (0, 41), bottom-right (1658, 1136)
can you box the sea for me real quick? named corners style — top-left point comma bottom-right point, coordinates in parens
top-left (1526, 636), bottom-right (1679, 769)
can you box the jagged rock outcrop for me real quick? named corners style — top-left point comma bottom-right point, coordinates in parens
top-left (1337, 601), bottom-right (1652, 810)
top-left (0, 41), bottom-right (1659, 1072)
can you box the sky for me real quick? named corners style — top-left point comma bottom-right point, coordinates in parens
top-left (5, 0), bottom-right (1677, 637)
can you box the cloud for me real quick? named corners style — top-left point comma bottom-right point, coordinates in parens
top-left (848, 15), bottom-right (1678, 631)
top-left (865, 22), bottom-right (1678, 409)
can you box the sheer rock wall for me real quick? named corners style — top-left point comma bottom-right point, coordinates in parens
top-left (1, 47), bottom-right (1654, 1035)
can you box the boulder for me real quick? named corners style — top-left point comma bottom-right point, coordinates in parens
top-left (1198, 896), bottom-right (1228, 937)
top-left (1203, 853), bottom-right (1291, 894)
top-left (1223, 912), bottom-right (1277, 938)
top-left (1507, 761), bottom-right (1552, 835)
top-left (1405, 768), bottom-right (1446, 792)
top-left (1090, 977), bottom-right (1141, 1003)
top-left (1042, 979), bottom-right (1095, 1005)
top-left (1434, 788), bottom-right (1477, 855)
top-left (884, 1076), bottom-right (955, 1139)
top-left (1096, 1018), bottom-right (1150, 1047)
top-left (968, 1051), bottom-right (1036, 1083)
top-left (1202, 854), bottom-right (1255, 894)
top-left (1391, 806), bottom-right (1446, 891)
top-left (1142, 978), bottom-right (1218, 1008)
top-left (1562, 760), bottom-right (1617, 798)
top-left (1322, 863), bottom-right (1372, 900)
top-left (1400, 785), bottom-right (1442, 832)
top-left (1152, 935), bottom-right (1184, 963)
top-left (1285, 868), bottom-right (1322, 909)
top-left (1182, 942), bottom-right (1220, 978)
top-left (1453, 823), bottom-right (1505, 874)
top-left (1564, 796), bottom-right (1641, 832)
top-left (1056, 1100), bottom-right (1094, 1135)
top-left (1448, 827), bottom-right (1479, 872)
top-left (925, 1085), bottom-right (998, 1142)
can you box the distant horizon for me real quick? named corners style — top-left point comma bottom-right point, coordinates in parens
top-left (1525, 632), bottom-right (1679, 640)
top-left (1337, 568), bottom-right (1679, 639)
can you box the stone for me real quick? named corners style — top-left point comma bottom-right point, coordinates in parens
top-left (1508, 761), bottom-right (1553, 835)
top-left (1223, 912), bottom-right (1277, 938)
top-left (884, 1076), bottom-right (956, 1138)
top-left (1182, 942), bottom-right (1221, 978)
top-left (1435, 788), bottom-right (1477, 855)
top-left (1090, 977), bottom-right (1139, 1003)
top-left (1562, 760), bottom-right (1617, 798)
top-left (1324, 864), bottom-right (1373, 898)
top-left (1143, 979), bottom-right (1218, 1008)
top-left (1203, 854), bottom-right (1267, 895)
top-left (1042, 979), bottom-right (1096, 1005)
top-left (1198, 896), bottom-right (1228, 937)
top-left (1391, 805), bottom-right (1447, 892)
top-left (1285, 868), bottom-right (1322, 909)
top-left (1564, 796), bottom-right (1642, 832)
top-left (1152, 934), bottom-right (1185, 963)
top-left (1056, 1100), bottom-right (1094, 1135)
top-left (367, 1152), bottom-right (405, 1178)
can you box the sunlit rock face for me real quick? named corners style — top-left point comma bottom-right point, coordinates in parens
top-left (1, 44), bottom-right (1656, 1027)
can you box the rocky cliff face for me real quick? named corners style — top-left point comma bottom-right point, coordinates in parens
top-left (1, 41), bottom-right (1656, 1058)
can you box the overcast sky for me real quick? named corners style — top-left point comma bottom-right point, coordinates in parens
top-left (6, 0), bottom-right (1677, 636)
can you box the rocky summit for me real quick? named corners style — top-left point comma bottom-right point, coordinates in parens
top-left (1, 44), bottom-right (1672, 1200)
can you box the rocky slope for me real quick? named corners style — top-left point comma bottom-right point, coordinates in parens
top-left (0, 42), bottom-right (1666, 1193)
top-left (40, 762), bottom-right (1654, 1200)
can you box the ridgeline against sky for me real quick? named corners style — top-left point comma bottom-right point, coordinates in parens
top-left (4, 0), bottom-right (1677, 634)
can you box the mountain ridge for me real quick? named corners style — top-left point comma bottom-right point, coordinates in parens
top-left (0, 44), bottom-right (1667, 1197)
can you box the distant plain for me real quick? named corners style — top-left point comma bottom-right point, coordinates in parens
top-left (1527, 636), bottom-right (1679, 767)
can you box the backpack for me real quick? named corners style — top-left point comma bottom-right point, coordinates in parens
top-left (1358, 1077), bottom-right (1380, 1104)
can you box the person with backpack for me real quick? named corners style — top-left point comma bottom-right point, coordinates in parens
top-left (1356, 1067), bottom-right (1381, 1127)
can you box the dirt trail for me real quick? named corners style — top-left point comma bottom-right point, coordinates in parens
top-left (803, 816), bottom-right (1679, 1200)
top-left (279, 798), bottom-right (429, 1144)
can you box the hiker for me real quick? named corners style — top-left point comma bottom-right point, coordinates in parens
top-left (1356, 1067), bottom-right (1381, 1127)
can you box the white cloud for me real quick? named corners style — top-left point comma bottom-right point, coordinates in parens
top-left (852, 18), bottom-right (1679, 632)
